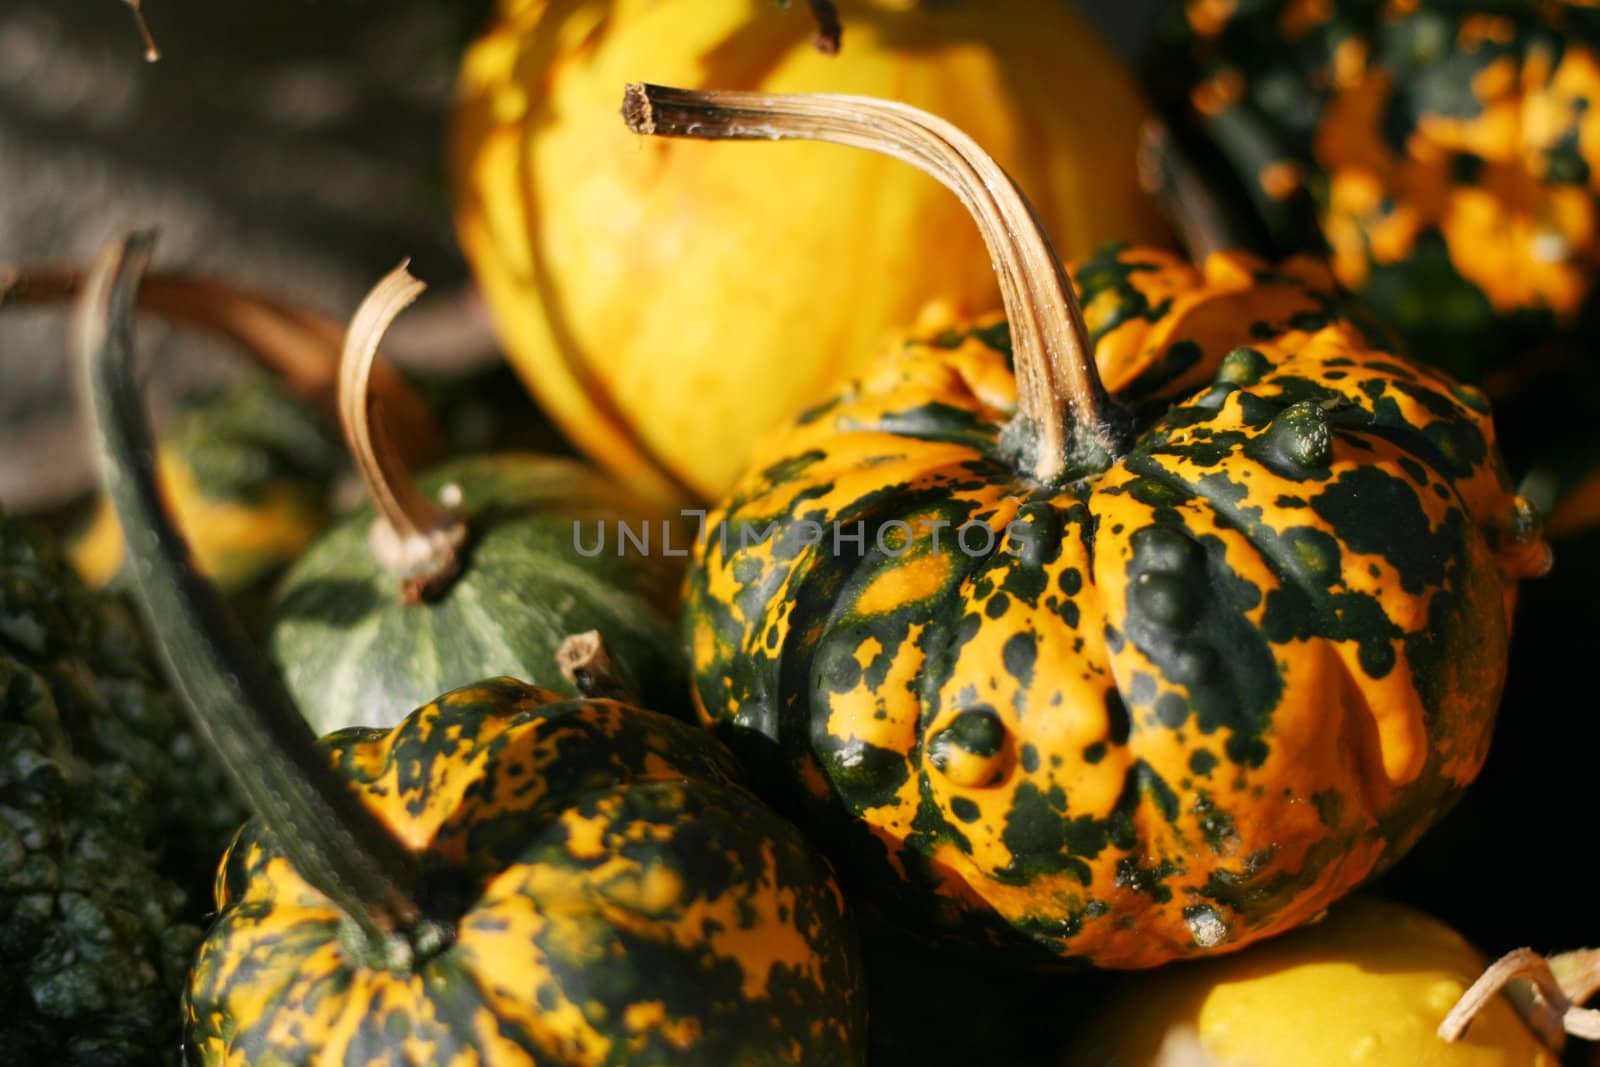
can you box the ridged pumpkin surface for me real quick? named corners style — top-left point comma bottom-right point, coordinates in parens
top-left (685, 245), bottom-right (1545, 968)
top-left (1154, 0), bottom-right (1600, 382)
top-left (185, 678), bottom-right (867, 1066)
top-left (452, 0), bottom-right (1168, 505)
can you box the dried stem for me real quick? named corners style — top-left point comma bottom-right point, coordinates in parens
top-left (621, 83), bottom-right (1127, 483)
top-left (0, 262), bottom-right (440, 467)
top-left (1440, 947), bottom-right (1600, 1053)
top-left (1554, 949), bottom-right (1600, 1006)
top-left (557, 631), bottom-right (638, 704)
top-left (341, 264), bottom-right (467, 603)
top-left (123, 0), bottom-right (160, 62)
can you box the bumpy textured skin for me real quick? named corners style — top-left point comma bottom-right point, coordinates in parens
top-left (184, 678), bottom-right (867, 1066)
top-left (71, 373), bottom-right (340, 600)
top-left (453, 0), bottom-right (1167, 506)
top-left (1152, 0), bottom-right (1600, 382)
top-left (268, 455), bottom-right (691, 735)
top-left (684, 245), bottom-right (1545, 968)
top-left (1, 515), bottom-right (204, 1065)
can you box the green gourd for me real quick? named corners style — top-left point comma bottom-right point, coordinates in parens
top-left (266, 266), bottom-right (690, 734)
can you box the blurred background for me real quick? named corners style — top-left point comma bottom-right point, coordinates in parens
top-left (0, 0), bottom-right (1158, 509)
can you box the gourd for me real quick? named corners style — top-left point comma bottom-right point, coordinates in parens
top-left (77, 230), bottom-right (868, 1067)
top-left (1148, 0), bottom-right (1600, 386)
top-left (1067, 897), bottom-right (1558, 1066)
top-left (0, 262), bottom-right (436, 599)
top-left (451, 0), bottom-right (1168, 506)
top-left (266, 266), bottom-right (690, 734)
top-left (635, 85), bottom-right (1551, 967)
top-left (0, 512), bottom-right (201, 1066)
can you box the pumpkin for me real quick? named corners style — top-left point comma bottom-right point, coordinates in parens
top-left (1067, 897), bottom-right (1558, 1066)
top-left (77, 230), bottom-right (869, 1067)
top-left (266, 266), bottom-right (690, 735)
top-left (0, 260), bottom-right (437, 599)
top-left (626, 85), bottom-right (1551, 967)
top-left (451, 0), bottom-right (1169, 507)
top-left (187, 677), bottom-right (870, 1066)
top-left (1148, 0), bottom-right (1600, 387)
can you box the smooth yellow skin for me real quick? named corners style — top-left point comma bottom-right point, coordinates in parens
top-left (452, 0), bottom-right (1168, 506)
top-left (1068, 898), bottom-right (1557, 1067)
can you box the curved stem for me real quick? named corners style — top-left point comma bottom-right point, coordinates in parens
top-left (0, 262), bottom-right (441, 468)
top-left (1440, 946), bottom-right (1600, 1052)
top-left (340, 264), bottom-right (468, 603)
top-left (620, 83), bottom-right (1128, 484)
top-left (75, 231), bottom-right (426, 945)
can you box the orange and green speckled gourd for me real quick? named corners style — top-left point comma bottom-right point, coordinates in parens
top-left (1149, 0), bottom-right (1600, 388)
top-left (75, 232), bottom-right (868, 1066)
top-left (622, 85), bottom-right (1554, 968)
top-left (185, 680), bottom-right (866, 1065)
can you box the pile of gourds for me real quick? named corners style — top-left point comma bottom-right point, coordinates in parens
top-left (3, 1), bottom-right (1598, 1063)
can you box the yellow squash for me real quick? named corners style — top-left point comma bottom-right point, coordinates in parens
top-left (452, 0), bottom-right (1168, 505)
top-left (1068, 898), bottom-right (1558, 1066)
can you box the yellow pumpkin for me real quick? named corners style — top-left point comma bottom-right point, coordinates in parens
top-left (1068, 898), bottom-right (1558, 1067)
top-left (451, 0), bottom-right (1169, 506)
